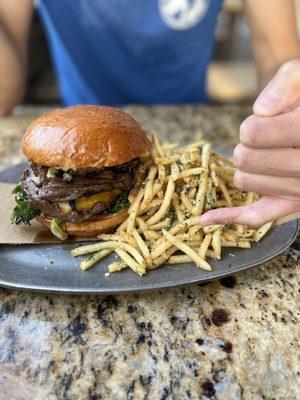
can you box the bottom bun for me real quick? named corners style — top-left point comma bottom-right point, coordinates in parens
top-left (35, 209), bottom-right (128, 238)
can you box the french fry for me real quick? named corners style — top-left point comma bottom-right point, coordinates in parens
top-left (245, 192), bottom-right (255, 205)
top-left (115, 248), bottom-right (145, 276)
top-left (108, 261), bottom-right (127, 273)
top-left (219, 179), bottom-right (233, 207)
top-left (241, 229), bottom-right (256, 238)
top-left (146, 178), bottom-right (175, 225)
top-left (210, 163), bottom-right (220, 187)
top-left (80, 249), bottom-right (112, 271)
top-left (151, 238), bottom-right (175, 259)
top-left (212, 229), bottom-right (222, 259)
top-left (181, 192), bottom-right (194, 214)
top-left (188, 188), bottom-right (196, 199)
top-left (171, 162), bottom-right (180, 180)
top-left (139, 198), bottom-right (162, 214)
top-left (156, 189), bottom-right (164, 199)
top-left (212, 200), bottom-right (227, 208)
top-left (98, 234), bottom-right (125, 242)
top-left (127, 189), bottom-right (144, 233)
top-left (155, 155), bottom-right (180, 165)
top-left (203, 224), bottom-right (223, 234)
top-left (71, 137), bottom-right (274, 276)
top-left (119, 231), bottom-right (139, 249)
top-left (152, 163), bottom-right (166, 196)
top-left (142, 165), bottom-right (157, 206)
top-left (211, 163), bottom-right (234, 177)
top-left (132, 228), bottom-right (151, 265)
top-left (145, 205), bottom-right (161, 218)
top-left (222, 231), bottom-right (236, 242)
top-left (214, 152), bottom-right (234, 167)
top-left (144, 230), bottom-right (161, 240)
top-left (186, 240), bottom-right (202, 247)
top-left (236, 224), bottom-right (244, 235)
top-left (149, 218), bottom-right (172, 231)
top-left (117, 218), bottom-right (128, 232)
top-left (177, 167), bottom-right (206, 180)
top-left (153, 133), bottom-right (164, 157)
top-left (254, 222), bottom-right (273, 242)
top-left (220, 239), bottom-right (251, 248)
top-left (199, 233), bottom-right (213, 259)
top-left (201, 143), bottom-right (211, 169)
top-left (188, 224), bottom-right (203, 236)
top-left (72, 241), bottom-right (145, 267)
top-left (167, 254), bottom-right (193, 264)
top-left (162, 229), bottom-right (211, 271)
top-left (192, 170), bottom-right (208, 215)
top-left (172, 194), bottom-right (184, 222)
top-left (149, 246), bottom-right (177, 270)
top-left (137, 217), bottom-right (148, 230)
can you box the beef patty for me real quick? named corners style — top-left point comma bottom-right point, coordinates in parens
top-left (21, 159), bottom-right (139, 222)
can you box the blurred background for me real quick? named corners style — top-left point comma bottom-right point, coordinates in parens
top-left (24, 0), bottom-right (300, 106)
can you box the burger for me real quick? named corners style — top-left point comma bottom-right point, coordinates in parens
top-left (10, 105), bottom-right (151, 239)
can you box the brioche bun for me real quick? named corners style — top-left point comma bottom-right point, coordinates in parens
top-left (22, 105), bottom-right (149, 238)
top-left (22, 105), bottom-right (151, 169)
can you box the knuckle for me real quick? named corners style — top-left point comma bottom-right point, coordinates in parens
top-left (240, 115), bottom-right (260, 147)
top-left (233, 143), bottom-right (250, 170)
top-left (247, 207), bottom-right (263, 228)
top-left (234, 170), bottom-right (247, 190)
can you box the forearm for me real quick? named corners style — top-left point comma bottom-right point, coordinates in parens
top-left (0, 0), bottom-right (33, 115)
top-left (0, 24), bottom-right (26, 115)
top-left (245, 0), bottom-right (300, 89)
top-left (252, 32), bottom-right (300, 89)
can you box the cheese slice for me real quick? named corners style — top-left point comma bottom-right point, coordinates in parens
top-left (75, 190), bottom-right (120, 211)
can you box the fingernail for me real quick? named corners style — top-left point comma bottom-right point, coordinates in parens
top-left (253, 88), bottom-right (282, 116)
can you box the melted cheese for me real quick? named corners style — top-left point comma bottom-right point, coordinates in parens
top-left (75, 190), bottom-right (120, 211)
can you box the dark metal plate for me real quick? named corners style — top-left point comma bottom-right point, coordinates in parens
top-left (0, 163), bottom-right (298, 294)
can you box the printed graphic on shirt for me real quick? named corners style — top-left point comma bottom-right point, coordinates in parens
top-left (158, 0), bottom-right (210, 30)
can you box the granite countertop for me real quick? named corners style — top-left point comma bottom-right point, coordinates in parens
top-left (0, 105), bottom-right (299, 400)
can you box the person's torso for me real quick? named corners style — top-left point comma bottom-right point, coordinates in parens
top-left (37, 0), bottom-right (223, 105)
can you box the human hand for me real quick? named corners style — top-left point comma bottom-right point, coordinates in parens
top-left (201, 59), bottom-right (300, 227)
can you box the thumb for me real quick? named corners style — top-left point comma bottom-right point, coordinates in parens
top-left (253, 59), bottom-right (300, 117)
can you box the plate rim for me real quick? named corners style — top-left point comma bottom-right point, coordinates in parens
top-left (0, 163), bottom-right (298, 294)
top-left (0, 221), bottom-right (298, 295)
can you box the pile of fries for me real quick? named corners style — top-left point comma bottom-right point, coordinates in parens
top-left (71, 136), bottom-right (273, 275)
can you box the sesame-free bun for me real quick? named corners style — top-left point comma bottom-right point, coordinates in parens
top-left (35, 209), bottom-right (128, 238)
top-left (22, 105), bottom-right (151, 169)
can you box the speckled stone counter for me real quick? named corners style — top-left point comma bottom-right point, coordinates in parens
top-left (0, 106), bottom-right (299, 400)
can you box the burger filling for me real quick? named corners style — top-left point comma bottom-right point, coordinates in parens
top-left (13, 159), bottom-right (139, 224)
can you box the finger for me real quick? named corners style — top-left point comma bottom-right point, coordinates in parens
top-left (200, 196), bottom-right (300, 228)
top-left (234, 170), bottom-right (300, 201)
top-left (253, 59), bottom-right (300, 116)
top-left (233, 144), bottom-right (300, 177)
top-left (240, 109), bottom-right (300, 148)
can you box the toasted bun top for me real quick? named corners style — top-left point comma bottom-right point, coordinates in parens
top-left (22, 105), bottom-right (151, 169)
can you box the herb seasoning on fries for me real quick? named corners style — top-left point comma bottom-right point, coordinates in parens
top-left (71, 135), bottom-right (273, 275)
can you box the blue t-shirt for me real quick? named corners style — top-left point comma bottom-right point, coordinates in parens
top-left (37, 0), bottom-right (223, 106)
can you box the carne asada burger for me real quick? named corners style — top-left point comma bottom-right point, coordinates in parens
top-left (10, 105), bottom-right (151, 239)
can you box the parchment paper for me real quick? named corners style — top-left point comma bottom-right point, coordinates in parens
top-left (0, 182), bottom-right (96, 244)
